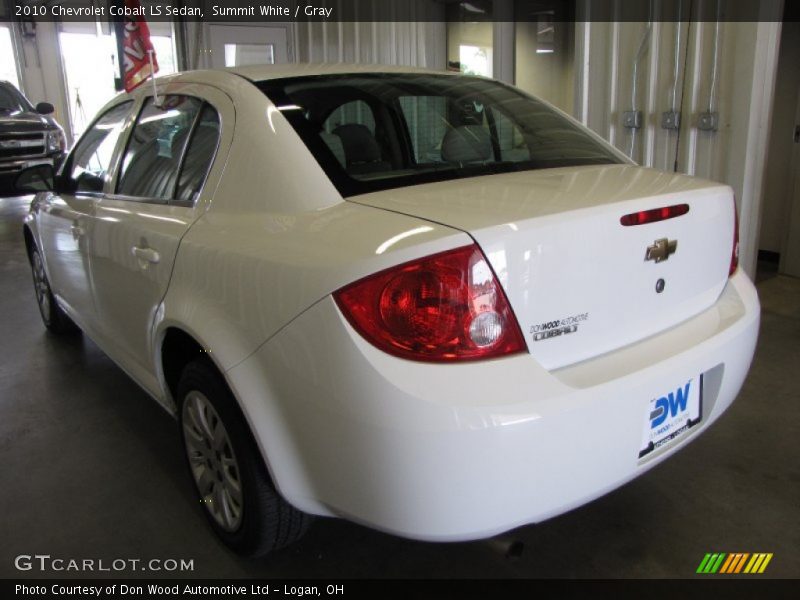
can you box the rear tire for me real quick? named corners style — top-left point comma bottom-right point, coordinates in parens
top-left (30, 246), bottom-right (80, 335)
top-left (177, 359), bottom-right (312, 557)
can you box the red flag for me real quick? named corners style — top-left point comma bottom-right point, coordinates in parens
top-left (121, 0), bottom-right (159, 92)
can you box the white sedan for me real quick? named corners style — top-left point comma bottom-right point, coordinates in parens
top-left (18, 65), bottom-right (759, 556)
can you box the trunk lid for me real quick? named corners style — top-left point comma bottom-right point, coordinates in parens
top-left (349, 164), bottom-right (735, 370)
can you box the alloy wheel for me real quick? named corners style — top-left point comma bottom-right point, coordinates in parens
top-left (182, 391), bottom-right (244, 532)
top-left (32, 251), bottom-right (51, 320)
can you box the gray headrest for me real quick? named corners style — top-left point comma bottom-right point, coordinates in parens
top-left (333, 124), bottom-right (382, 164)
top-left (320, 131), bottom-right (346, 167)
top-left (441, 125), bottom-right (492, 163)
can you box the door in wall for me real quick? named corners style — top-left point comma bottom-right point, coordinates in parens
top-left (208, 25), bottom-right (290, 68)
top-left (781, 84), bottom-right (800, 277)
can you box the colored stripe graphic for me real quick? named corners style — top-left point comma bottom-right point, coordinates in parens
top-left (719, 554), bottom-right (735, 573)
top-left (697, 553), bottom-right (726, 573)
top-left (733, 553), bottom-right (750, 573)
top-left (699, 552), bottom-right (773, 574)
top-left (743, 553), bottom-right (774, 574)
top-left (720, 553), bottom-right (749, 573)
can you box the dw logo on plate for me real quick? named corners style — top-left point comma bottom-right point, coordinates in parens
top-left (650, 381), bottom-right (691, 429)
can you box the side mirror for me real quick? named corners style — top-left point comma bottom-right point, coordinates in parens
top-left (35, 102), bottom-right (55, 115)
top-left (15, 164), bottom-right (55, 194)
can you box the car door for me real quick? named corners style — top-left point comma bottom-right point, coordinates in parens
top-left (36, 101), bottom-right (133, 328)
top-left (88, 89), bottom-right (226, 395)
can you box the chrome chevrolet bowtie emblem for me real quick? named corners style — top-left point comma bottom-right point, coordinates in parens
top-left (645, 238), bottom-right (677, 263)
top-left (0, 140), bottom-right (21, 149)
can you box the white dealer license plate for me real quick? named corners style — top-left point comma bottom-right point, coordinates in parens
top-left (639, 376), bottom-right (702, 459)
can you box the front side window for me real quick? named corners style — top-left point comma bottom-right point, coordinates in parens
top-left (259, 74), bottom-right (621, 197)
top-left (117, 95), bottom-right (205, 200)
top-left (69, 101), bottom-right (132, 193)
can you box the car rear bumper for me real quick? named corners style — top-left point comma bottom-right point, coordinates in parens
top-left (227, 270), bottom-right (759, 541)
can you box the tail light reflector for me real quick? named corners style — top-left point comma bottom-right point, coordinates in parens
top-left (334, 245), bottom-right (526, 362)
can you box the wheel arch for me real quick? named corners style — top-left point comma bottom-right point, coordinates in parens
top-left (160, 326), bottom-right (213, 407)
top-left (156, 320), bottom-right (330, 518)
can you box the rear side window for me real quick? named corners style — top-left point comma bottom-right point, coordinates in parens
top-left (174, 105), bottom-right (220, 204)
top-left (69, 101), bottom-right (132, 193)
top-left (117, 96), bottom-right (204, 201)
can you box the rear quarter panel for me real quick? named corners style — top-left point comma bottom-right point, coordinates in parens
top-left (156, 76), bottom-right (470, 407)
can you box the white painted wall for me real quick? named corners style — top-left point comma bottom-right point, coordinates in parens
top-left (575, 19), bottom-right (783, 279)
top-left (515, 19), bottom-right (574, 113)
top-left (296, 20), bottom-right (445, 67)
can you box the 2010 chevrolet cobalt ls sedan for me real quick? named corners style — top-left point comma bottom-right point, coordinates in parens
top-left (18, 65), bottom-right (759, 556)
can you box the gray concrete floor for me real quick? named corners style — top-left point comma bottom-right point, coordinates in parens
top-left (1, 194), bottom-right (798, 579)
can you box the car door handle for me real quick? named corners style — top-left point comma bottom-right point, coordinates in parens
top-left (70, 224), bottom-right (85, 238)
top-left (131, 246), bottom-right (160, 265)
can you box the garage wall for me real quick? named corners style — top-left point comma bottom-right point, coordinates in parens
top-left (294, 20), bottom-right (446, 67)
top-left (182, 2), bottom-right (446, 70)
top-left (575, 18), bottom-right (782, 278)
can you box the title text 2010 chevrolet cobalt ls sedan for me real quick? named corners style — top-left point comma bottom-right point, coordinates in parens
top-left (18, 65), bottom-right (759, 556)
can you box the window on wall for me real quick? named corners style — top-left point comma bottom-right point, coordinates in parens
top-left (514, 1), bottom-right (575, 114)
top-left (446, 1), bottom-right (493, 76)
top-left (0, 25), bottom-right (20, 90)
top-left (459, 44), bottom-right (493, 77)
top-left (59, 22), bottom-right (177, 138)
top-left (224, 43), bottom-right (274, 67)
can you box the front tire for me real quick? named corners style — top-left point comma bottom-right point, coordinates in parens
top-left (30, 247), bottom-right (79, 334)
top-left (177, 359), bottom-right (312, 557)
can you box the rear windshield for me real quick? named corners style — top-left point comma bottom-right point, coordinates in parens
top-left (257, 73), bottom-right (622, 197)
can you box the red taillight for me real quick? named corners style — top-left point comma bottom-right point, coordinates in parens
top-left (334, 245), bottom-right (526, 362)
top-left (730, 199), bottom-right (740, 276)
top-left (620, 203), bottom-right (689, 226)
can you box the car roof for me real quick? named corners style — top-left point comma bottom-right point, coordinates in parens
top-left (224, 63), bottom-right (455, 82)
top-left (149, 63), bottom-right (456, 88)
top-left (105, 64), bottom-right (463, 110)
